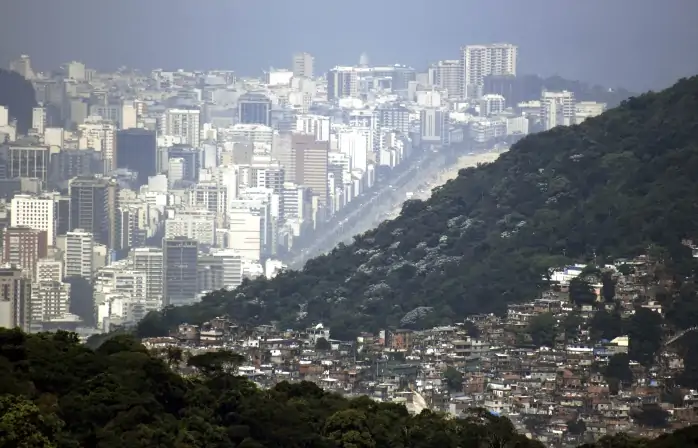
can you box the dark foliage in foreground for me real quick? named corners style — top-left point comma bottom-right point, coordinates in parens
top-left (2, 328), bottom-right (698, 447)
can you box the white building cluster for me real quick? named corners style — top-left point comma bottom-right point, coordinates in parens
top-left (0, 47), bottom-right (610, 336)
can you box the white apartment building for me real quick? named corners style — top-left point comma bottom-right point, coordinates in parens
top-left (431, 60), bottom-right (463, 99)
top-left (337, 127), bottom-right (370, 172)
top-left (228, 201), bottom-right (266, 261)
top-left (30, 281), bottom-right (71, 323)
top-left (131, 247), bottom-right (164, 312)
top-left (479, 94), bottom-right (506, 116)
top-left (222, 124), bottom-right (274, 146)
top-left (461, 43), bottom-right (518, 99)
top-left (212, 249), bottom-right (244, 290)
top-left (64, 229), bottom-right (95, 280)
top-left (541, 91), bottom-right (576, 130)
top-left (575, 101), bottom-right (607, 124)
top-left (32, 107), bottom-right (46, 134)
top-left (165, 209), bottom-right (217, 246)
top-left (296, 115), bottom-right (331, 141)
top-left (10, 194), bottom-right (57, 246)
top-left (78, 117), bottom-right (117, 171)
top-left (292, 52), bottom-right (314, 78)
top-left (0, 106), bottom-right (8, 127)
top-left (36, 259), bottom-right (63, 283)
top-left (161, 108), bottom-right (201, 148)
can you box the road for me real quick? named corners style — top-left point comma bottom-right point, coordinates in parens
top-left (285, 146), bottom-right (505, 269)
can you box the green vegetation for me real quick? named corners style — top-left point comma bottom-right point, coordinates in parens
top-left (139, 75), bottom-right (698, 340)
top-left (0, 69), bottom-right (37, 134)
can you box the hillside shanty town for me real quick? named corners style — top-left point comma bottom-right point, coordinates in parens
top-left (142, 253), bottom-right (698, 447)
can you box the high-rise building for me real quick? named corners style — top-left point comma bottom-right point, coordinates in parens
top-left (292, 52), bottom-right (314, 78)
top-left (290, 133), bottom-right (329, 206)
top-left (327, 67), bottom-right (359, 100)
top-left (30, 281), bottom-right (70, 324)
top-left (540, 90), bottom-right (576, 131)
top-left (238, 92), bottom-right (272, 127)
top-left (0, 266), bottom-right (31, 330)
top-left (78, 118), bottom-right (117, 172)
top-left (131, 247), bottom-right (164, 312)
top-left (68, 176), bottom-right (119, 249)
top-left (161, 108), bottom-right (201, 148)
top-left (461, 43), bottom-right (518, 99)
top-left (2, 227), bottom-right (48, 280)
top-left (32, 107), bottom-right (46, 134)
top-left (420, 108), bottom-right (447, 145)
top-left (116, 129), bottom-right (157, 186)
top-left (64, 229), bottom-right (94, 280)
top-left (9, 55), bottom-right (35, 80)
top-left (430, 60), bottom-right (463, 99)
top-left (36, 259), bottom-right (63, 283)
top-left (10, 194), bottom-right (57, 246)
top-left (163, 237), bottom-right (198, 307)
top-left (6, 145), bottom-right (50, 184)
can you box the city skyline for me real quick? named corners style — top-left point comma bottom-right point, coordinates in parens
top-left (1, 0), bottom-right (697, 92)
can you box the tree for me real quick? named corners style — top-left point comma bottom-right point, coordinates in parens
top-left (601, 271), bottom-right (616, 302)
top-left (569, 277), bottom-right (597, 306)
top-left (324, 409), bottom-right (375, 448)
top-left (527, 313), bottom-right (557, 348)
top-left (566, 419), bottom-right (586, 435)
top-left (0, 395), bottom-right (64, 448)
top-left (589, 309), bottom-right (622, 342)
top-left (187, 350), bottom-right (245, 377)
top-left (627, 307), bottom-right (663, 367)
top-left (631, 404), bottom-right (670, 428)
top-left (443, 366), bottom-right (463, 391)
top-left (562, 311), bottom-right (582, 342)
top-left (315, 337), bottom-right (331, 351)
top-left (605, 353), bottom-right (633, 387)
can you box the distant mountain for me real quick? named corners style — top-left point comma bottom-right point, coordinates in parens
top-left (0, 69), bottom-right (37, 134)
top-left (138, 75), bottom-right (698, 340)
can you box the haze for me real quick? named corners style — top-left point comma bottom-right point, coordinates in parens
top-left (1, 0), bottom-right (697, 91)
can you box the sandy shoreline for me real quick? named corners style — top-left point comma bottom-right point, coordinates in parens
top-left (414, 151), bottom-right (502, 200)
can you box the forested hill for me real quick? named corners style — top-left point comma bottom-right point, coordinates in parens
top-left (138, 75), bottom-right (698, 340)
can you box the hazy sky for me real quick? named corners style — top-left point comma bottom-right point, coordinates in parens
top-left (1, 0), bottom-right (697, 92)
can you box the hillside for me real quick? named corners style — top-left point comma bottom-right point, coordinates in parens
top-left (0, 69), bottom-right (37, 134)
top-left (0, 328), bottom-right (695, 448)
top-left (139, 76), bottom-right (698, 340)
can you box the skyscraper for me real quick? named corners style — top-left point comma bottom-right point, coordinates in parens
top-left (68, 176), bottom-right (119, 249)
top-left (540, 90), bottom-right (576, 130)
top-left (461, 43), bottom-right (518, 99)
top-left (327, 67), bottom-right (358, 100)
top-left (163, 237), bottom-right (198, 307)
top-left (116, 128), bottom-right (157, 186)
top-left (291, 133), bottom-right (329, 206)
top-left (292, 52), bottom-right (314, 78)
top-left (238, 92), bottom-right (272, 126)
